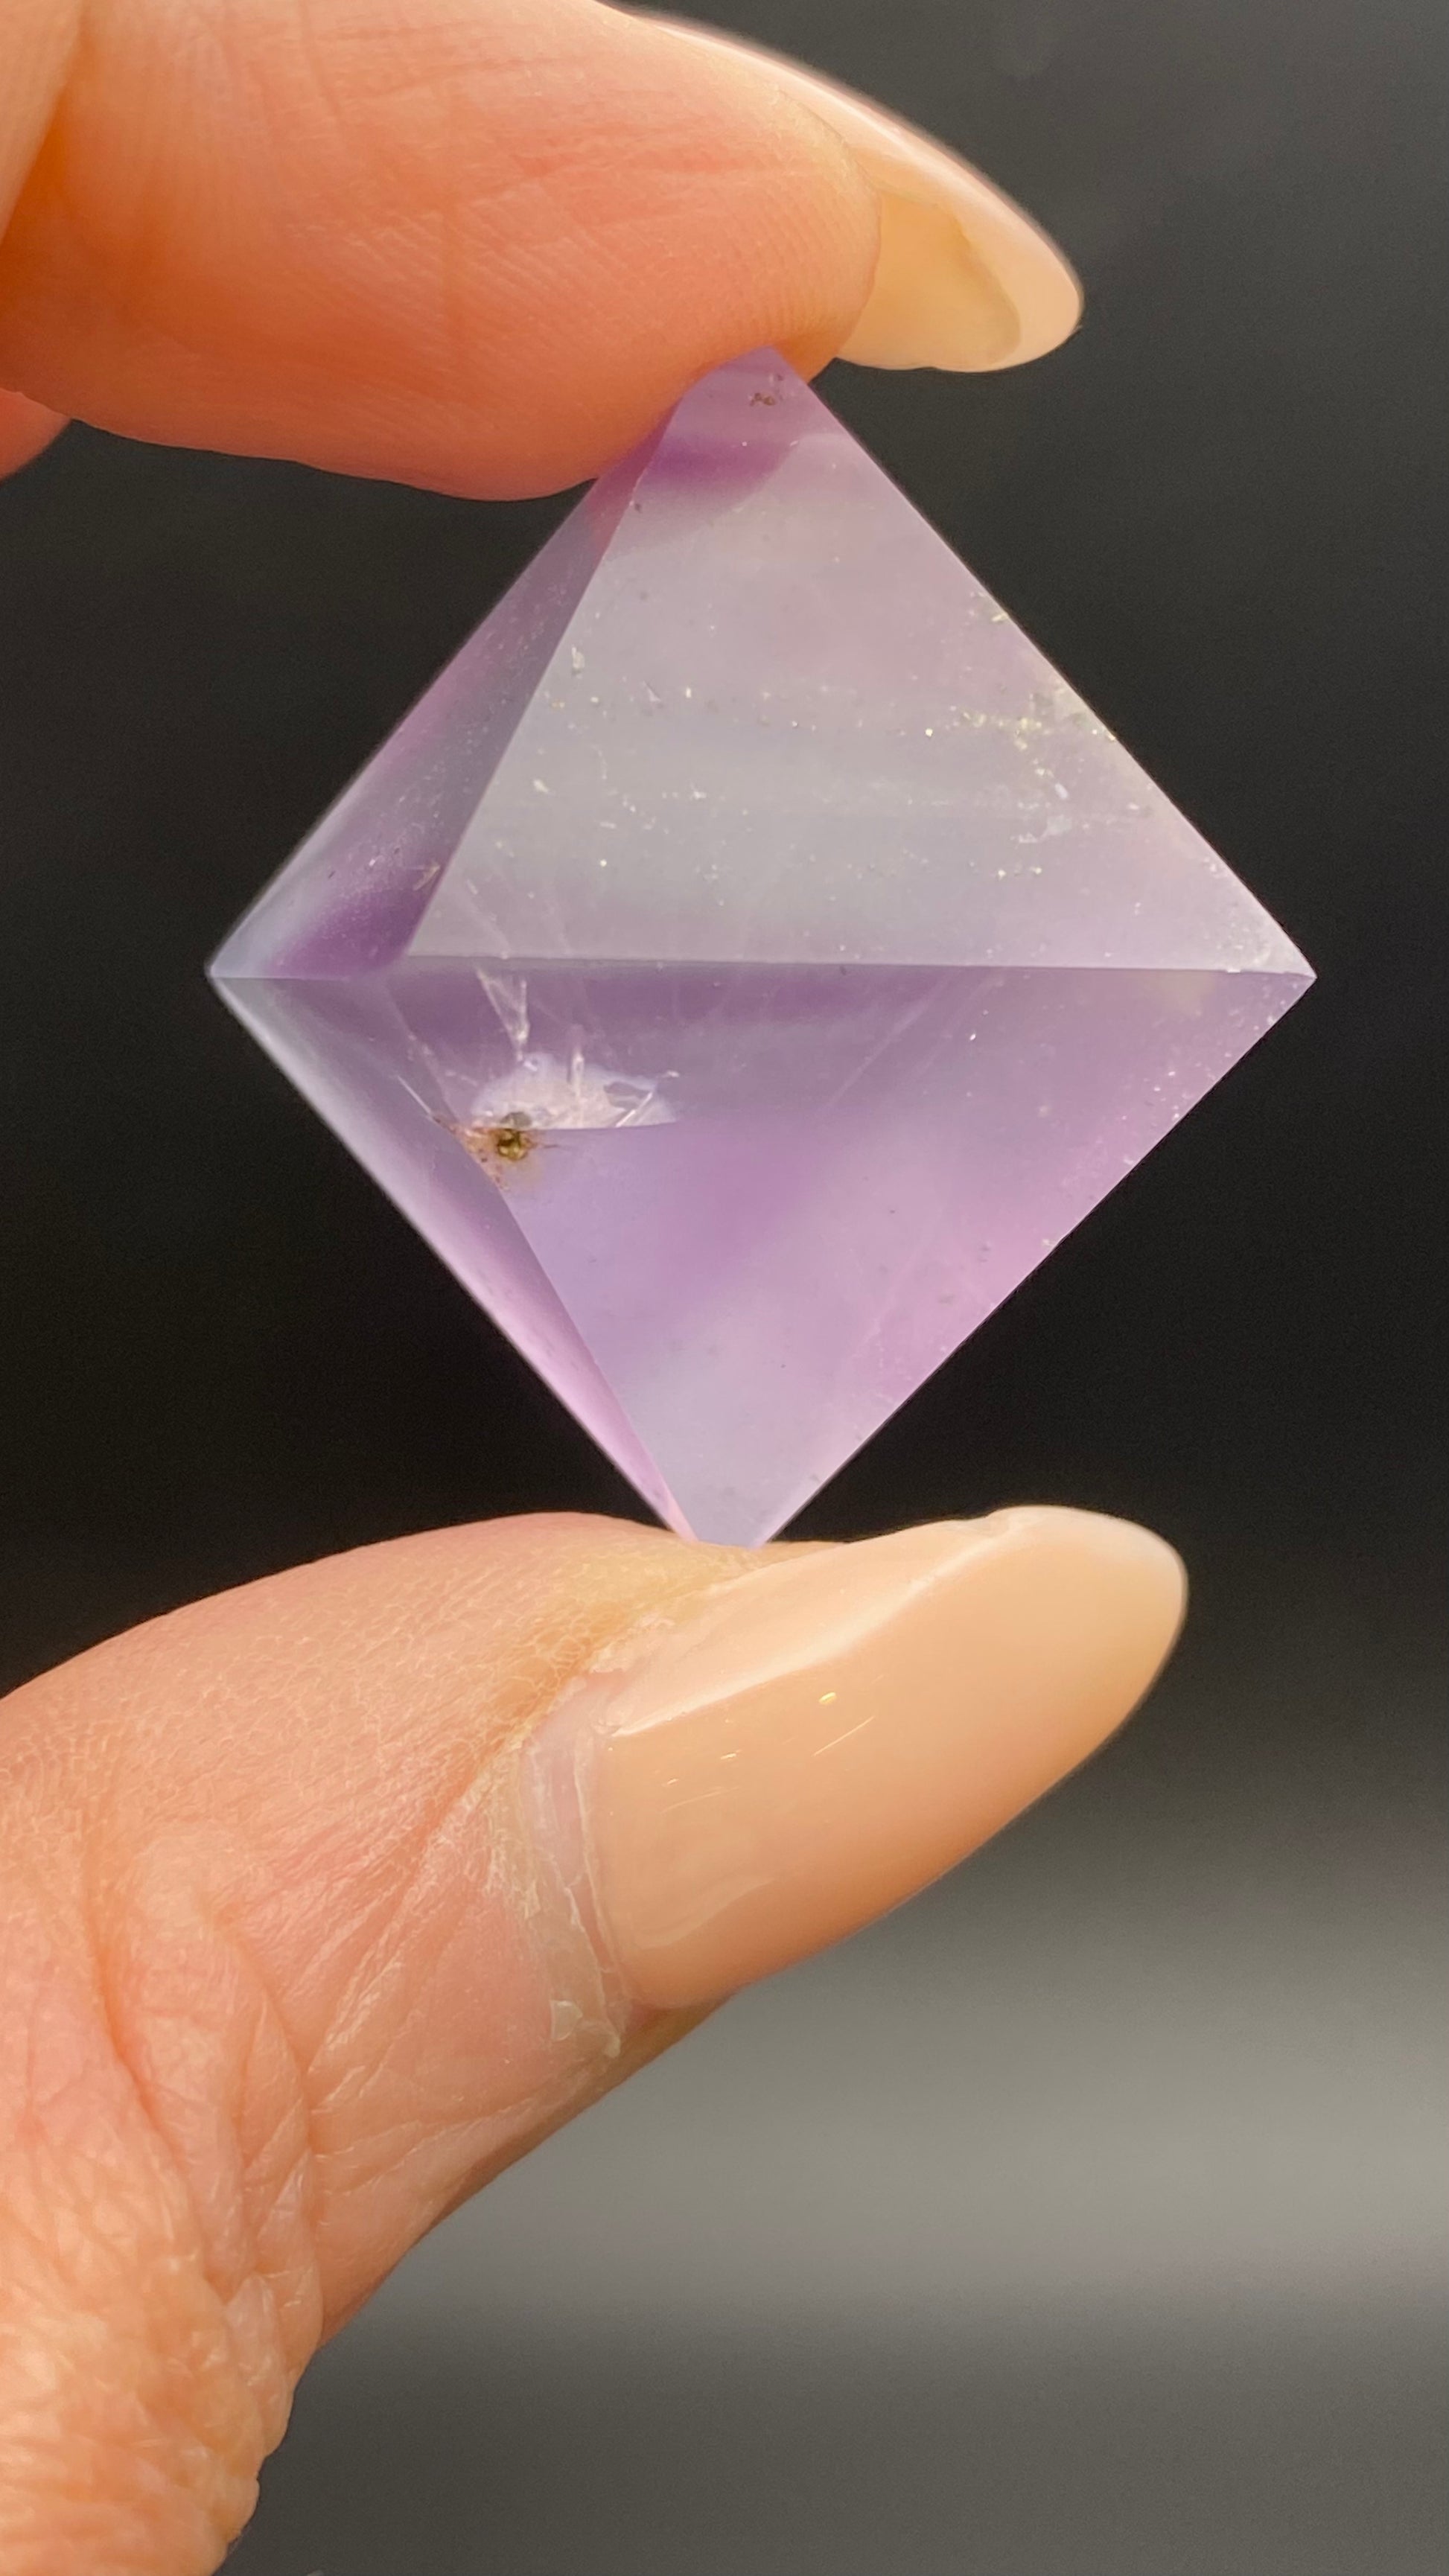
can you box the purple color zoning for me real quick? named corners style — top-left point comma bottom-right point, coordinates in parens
top-left (211, 351), bottom-right (1311, 1543)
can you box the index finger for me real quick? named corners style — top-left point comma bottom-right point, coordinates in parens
top-left (0, 0), bottom-right (1077, 496)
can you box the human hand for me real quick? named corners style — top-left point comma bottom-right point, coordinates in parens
top-left (0, 0), bottom-right (1080, 488)
top-left (0, 13), bottom-right (1179, 2575)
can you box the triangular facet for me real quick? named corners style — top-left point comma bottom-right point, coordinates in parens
top-left (384, 960), bottom-right (1302, 1542)
top-left (417, 354), bottom-right (1306, 978)
top-left (211, 474), bottom-right (640, 984)
top-left (212, 352), bottom-right (1311, 1542)
top-left (208, 965), bottom-right (687, 1528)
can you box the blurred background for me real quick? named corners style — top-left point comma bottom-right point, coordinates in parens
top-left (1, 0), bottom-right (1445, 2569)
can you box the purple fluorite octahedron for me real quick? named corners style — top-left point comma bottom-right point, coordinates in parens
top-left (211, 350), bottom-right (1311, 1543)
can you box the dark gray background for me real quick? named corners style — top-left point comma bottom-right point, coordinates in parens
top-left (1, 0), bottom-right (1445, 2569)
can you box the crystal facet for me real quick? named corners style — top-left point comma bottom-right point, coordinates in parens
top-left (211, 350), bottom-right (1311, 1543)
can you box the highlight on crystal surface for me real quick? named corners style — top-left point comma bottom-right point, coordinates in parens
top-left (210, 349), bottom-right (1311, 1544)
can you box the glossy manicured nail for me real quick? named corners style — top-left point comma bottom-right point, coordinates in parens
top-left (541, 1508), bottom-right (1184, 2010)
top-left (649, 15), bottom-right (1082, 369)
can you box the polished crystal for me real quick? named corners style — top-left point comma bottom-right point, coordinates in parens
top-left (211, 351), bottom-right (1311, 1543)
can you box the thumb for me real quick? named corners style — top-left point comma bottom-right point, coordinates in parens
top-left (0, 0), bottom-right (1077, 496)
top-left (0, 1504), bottom-right (1181, 2575)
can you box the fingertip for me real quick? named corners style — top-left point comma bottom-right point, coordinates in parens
top-left (561, 1507), bottom-right (1186, 2009)
top-left (989, 1502), bottom-right (1188, 1678)
top-left (643, 14), bottom-right (1083, 373)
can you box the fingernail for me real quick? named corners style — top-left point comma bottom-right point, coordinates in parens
top-left (537, 1509), bottom-right (1184, 2010)
top-left (649, 16), bottom-right (1082, 370)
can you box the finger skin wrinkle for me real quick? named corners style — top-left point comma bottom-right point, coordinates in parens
top-left (0, 1871), bottom-right (273, 2574)
top-left (0, 1518), bottom-right (754, 2565)
top-left (0, 0), bottom-right (83, 247)
top-left (87, 1837), bottom-right (325, 2379)
top-left (0, 0), bottom-right (878, 492)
